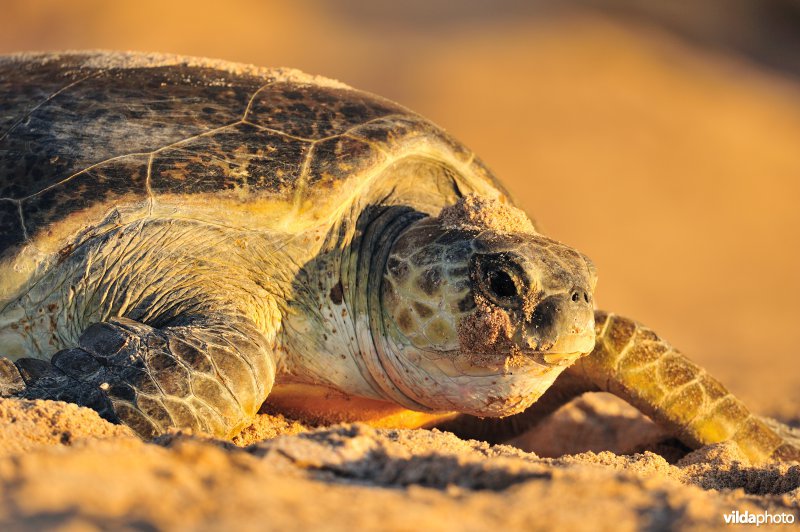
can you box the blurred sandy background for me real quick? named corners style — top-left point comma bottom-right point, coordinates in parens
top-left (2, 0), bottom-right (799, 421)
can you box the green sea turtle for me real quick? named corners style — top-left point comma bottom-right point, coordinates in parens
top-left (0, 52), bottom-right (797, 463)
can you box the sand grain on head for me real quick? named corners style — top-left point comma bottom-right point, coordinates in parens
top-left (457, 295), bottom-right (523, 369)
top-left (439, 194), bottom-right (536, 234)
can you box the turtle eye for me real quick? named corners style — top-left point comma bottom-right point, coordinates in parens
top-left (471, 254), bottom-right (527, 308)
top-left (488, 268), bottom-right (517, 298)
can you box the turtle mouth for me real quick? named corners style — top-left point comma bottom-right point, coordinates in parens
top-left (537, 351), bottom-right (587, 366)
top-left (519, 331), bottom-right (596, 366)
top-left (449, 347), bottom-right (589, 378)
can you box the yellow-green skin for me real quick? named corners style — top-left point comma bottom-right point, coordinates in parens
top-left (579, 313), bottom-right (799, 462)
top-left (0, 52), bottom-right (796, 463)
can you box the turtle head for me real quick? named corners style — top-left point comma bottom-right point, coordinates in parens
top-left (377, 195), bottom-right (597, 417)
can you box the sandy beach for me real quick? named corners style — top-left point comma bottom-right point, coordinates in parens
top-left (0, 397), bottom-right (797, 530)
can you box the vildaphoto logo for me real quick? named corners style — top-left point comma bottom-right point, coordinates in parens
top-left (723, 510), bottom-right (796, 526)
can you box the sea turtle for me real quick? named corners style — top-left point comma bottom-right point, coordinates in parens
top-left (0, 52), bottom-right (797, 463)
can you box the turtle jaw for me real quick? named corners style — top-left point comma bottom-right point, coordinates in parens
top-left (540, 351), bottom-right (588, 366)
top-left (403, 347), bottom-right (573, 417)
top-left (372, 301), bottom-right (595, 417)
top-left (363, 328), bottom-right (573, 417)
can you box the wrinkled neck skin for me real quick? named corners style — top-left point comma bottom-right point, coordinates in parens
top-left (281, 206), bottom-right (570, 417)
top-left (279, 204), bottom-right (425, 402)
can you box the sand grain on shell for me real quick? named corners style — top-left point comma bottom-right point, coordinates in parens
top-left (2, 51), bottom-right (352, 88)
top-left (0, 397), bottom-right (797, 531)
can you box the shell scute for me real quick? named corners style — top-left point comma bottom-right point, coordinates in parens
top-left (0, 60), bottom-right (88, 134)
top-left (21, 155), bottom-right (150, 236)
top-left (0, 200), bottom-right (25, 249)
top-left (0, 64), bottom-right (263, 202)
top-left (308, 135), bottom-right (384, 189)
top-left (347, 114), bottom-right (473, 166)
top-left (150, 122), bottom-right (309, 196)
top-left (245, 82), bottom-right (403, 140)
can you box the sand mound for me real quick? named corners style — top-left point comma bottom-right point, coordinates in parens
top-left (0, 398), bottom-right (134, 455)
top-left (0, 397), bottom-right (797, 530)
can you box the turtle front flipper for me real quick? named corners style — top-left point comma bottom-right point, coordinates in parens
top-left (570, 311), bottom-right (799, 463)
top-left (10, 315), bottom-right (276, 439)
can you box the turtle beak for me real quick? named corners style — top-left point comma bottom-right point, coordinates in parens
top-left (520, 292), bottom-right (595, 363)
top-left (541, 351), bottom-right (589, 366)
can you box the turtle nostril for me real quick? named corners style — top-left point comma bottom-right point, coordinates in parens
top-left (571, 290), bottom-right (590, 304)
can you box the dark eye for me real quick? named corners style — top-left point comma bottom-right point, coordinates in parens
top-left (471, 253), bottom-right (528, 308)
top-left (488, 269), bottom-right (517, 298)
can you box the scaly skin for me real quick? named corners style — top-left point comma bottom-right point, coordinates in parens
top-left (0, 216), bottom-right (291, 438)
top-left (573, 312), bottom-right (800, 463)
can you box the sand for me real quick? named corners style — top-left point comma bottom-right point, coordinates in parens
top-left (0, 396), bottom-right (796, 531)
